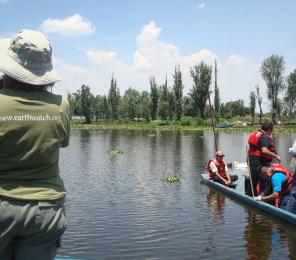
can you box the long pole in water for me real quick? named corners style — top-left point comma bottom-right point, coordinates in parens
top-left (246, 145), bottom-right (255, 197)
top-left (208, 90), bottom-right (218, 151)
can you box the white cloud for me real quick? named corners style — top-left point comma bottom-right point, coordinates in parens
top-left (136, 21), bottom-right (161, 45)
top-left (0, 0), bottom-right (7, 3)
top-left (226, 54), bottom-right (249, 66)
top-left (219, 55), bottom-right (265, 109)
top-left (87, 51), bottom-right (118, 64)
top-left (53, 57), bottom-right (105, 94)
top-left (80, 21), bottom-right (216, 95)
top-left (197, 3), bottom-right (206, 9)
top-left (54, 20), bottom-right (267, 111)
top-left (133, 51), bottom-right (151, 68)
top-left (40, 14), bottom-right (95, 37)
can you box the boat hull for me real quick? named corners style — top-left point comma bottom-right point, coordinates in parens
top-left (201, 173), bottom-right (296, 226)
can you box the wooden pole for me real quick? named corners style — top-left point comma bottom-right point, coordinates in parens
top-left (208, 91), bottom-right (218, 151)
top-left (246, 145), bottom-right (255, 197)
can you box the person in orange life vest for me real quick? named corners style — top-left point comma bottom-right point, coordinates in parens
top-left (246, 122), bottom-right (281, 196)
top-left (208, 151), bottom-right (238, 187)
top-left (255, 164), bottom-right (293, 208)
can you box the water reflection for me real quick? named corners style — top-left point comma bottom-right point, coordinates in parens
top-left (287, 227), bottom-right (296, 257)
top-left (57, 130), bottom-right (296, 259)
top-left (244, 211), bottom-right (272, 260)
top-left (206, 188), bottom-right (225, 224)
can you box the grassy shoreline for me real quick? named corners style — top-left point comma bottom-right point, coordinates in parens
top-left (70, 120), bottom-right (296, 135)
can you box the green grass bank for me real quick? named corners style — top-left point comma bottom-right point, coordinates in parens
top-left (70, 119), bottom-right (296, 135)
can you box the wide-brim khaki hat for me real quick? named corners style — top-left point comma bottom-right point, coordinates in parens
top-left (0, 29), bottom-right (59, 85)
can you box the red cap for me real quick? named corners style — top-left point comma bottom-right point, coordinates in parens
top-left (215, 151), bottom-right (225, 157)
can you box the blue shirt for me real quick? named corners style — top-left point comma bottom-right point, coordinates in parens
top-left (271, 172), bottom-right (286, 192)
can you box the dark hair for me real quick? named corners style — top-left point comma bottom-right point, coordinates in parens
top-left (261, 121), bottom-right (273, 132)
top-left (2, 75), bottom-right (52, 92)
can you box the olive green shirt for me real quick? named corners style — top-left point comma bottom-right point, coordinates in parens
top-left (0, 89), bottom-right (70, 200)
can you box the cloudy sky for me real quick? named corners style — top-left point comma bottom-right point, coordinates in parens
top-left (1, 0), bottom-right (296, 112)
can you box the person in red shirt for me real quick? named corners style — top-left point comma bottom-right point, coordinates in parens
top-left (207, 151), bottom-right (238, 188)
top-left (246, 122), bottom-right (280, 196)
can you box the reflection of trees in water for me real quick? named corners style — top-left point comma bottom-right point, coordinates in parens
top-left (206, 189), bottom-right (225, 224)
top-left (244, 208), bottom-right (296, 259)
top-left (189, 131), bottom-right (206, 170)
top-left (108, 129), bottom-right (121, 150)
top-left (173, 131), bottom-right (182, 176)
top-left (244, 211), bottom-right (272, 260)
top-left (287, 227), bottom-right (296, 258)
top-left (243, 210), bottom-right (296, 260)
top-left (79, 130), bottom-right (91, 167)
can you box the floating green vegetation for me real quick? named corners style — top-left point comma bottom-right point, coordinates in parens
top-left (108, 149), bottom-right (124, 155)
top-left (162, 175), bottom-right (181, 183)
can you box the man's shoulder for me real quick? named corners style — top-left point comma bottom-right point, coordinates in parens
top-left (43, 92), bottom-right (69, 107)
top-left (259, 134), bottom-right (269, 140)
top-left (209, 160), bottom-right (216, 165)
top-left (209, 160), bottom-right (217, 168)
top-left (271, 172), bottom-right (286, 182)
top-left (258, 134), bottom-right (271, 146)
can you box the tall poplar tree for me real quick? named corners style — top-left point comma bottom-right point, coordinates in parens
top-left (123, 87), bottom-right (140, 120)
top-left (173, 65), bottom-right (183, 120)
top-left (108, 76), bottom-right (120, 120)
top-left (80, 84), bottom-right (94, 124)
top-left (249, 91), bottom-right (256, 125)
top-left (190, 61), bottom-right (212, 119)
top-left (261, 55), bottom-right (285, 124)
top-left (159, 77), bottom-right (170, 120)
top-left (214, 59), bottom-right (220, 122)
top-left (167, 89), bottom-right (175, 120)
top-left (255, 85), bottom-right (263, 124)
top-left (285, 69), bottom-right (296, 117)
top-left (139, 91), bottom-right (151, 121)
top-left (150, 77), bottom-right (159, 120)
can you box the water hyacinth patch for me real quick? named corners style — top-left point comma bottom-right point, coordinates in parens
top-left (162, 175), bottom-right (181, 183)
top-left (108, 149), bottom-right (124, 155)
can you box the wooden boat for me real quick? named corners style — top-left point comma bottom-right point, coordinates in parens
top-left (201, 172), bottom-right (296, 226)
top-left (216, 123), bottom-right (234, 128)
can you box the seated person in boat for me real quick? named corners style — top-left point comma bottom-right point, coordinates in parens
top-left (256, 164), bottom-right (293, 208)
top-left (207, 151), bottom-right (238, 188)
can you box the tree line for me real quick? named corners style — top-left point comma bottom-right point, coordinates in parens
top-left (68, 55), bottom-right (296, 124)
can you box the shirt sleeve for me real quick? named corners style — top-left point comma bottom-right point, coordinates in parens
top-left (224, 160), bottom-right (228, 172)
top-left (209, 161), bottom-right (218, 173)
top-left (258, 135), bottom-right (272, 149)
top-left (61, 97), bottom-right (70, 148)
top-left (271, 173), bottom-right (286, 192)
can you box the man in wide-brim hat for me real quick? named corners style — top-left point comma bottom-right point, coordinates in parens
top-left (0, 29), bottom-right (70, 260)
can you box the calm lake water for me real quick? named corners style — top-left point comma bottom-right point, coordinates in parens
top-left (57, 129), bottom-right (296, 260)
